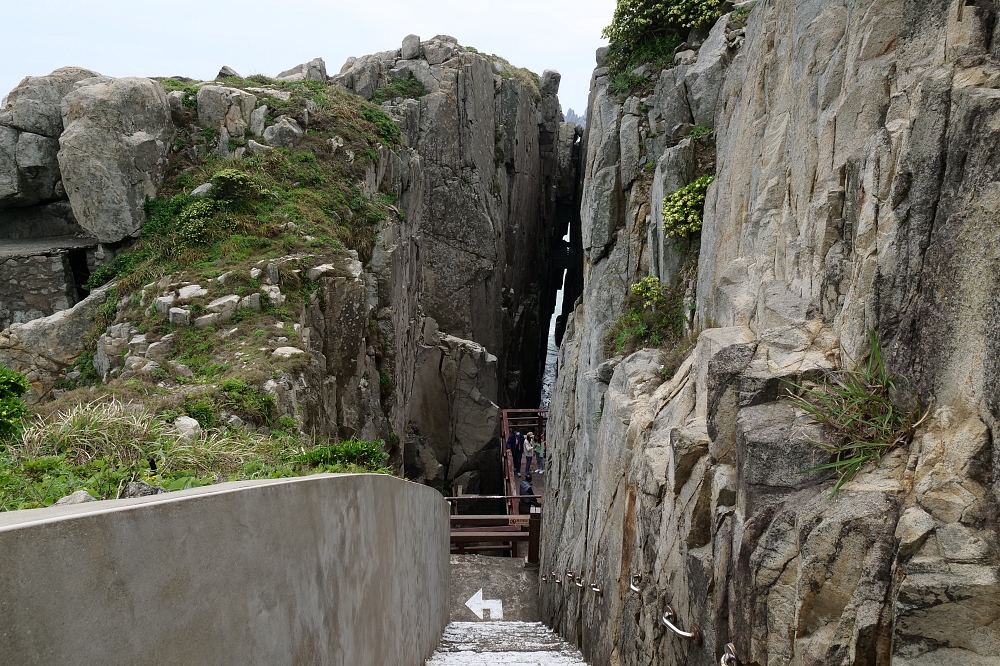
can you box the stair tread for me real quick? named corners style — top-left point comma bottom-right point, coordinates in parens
top-left (427, 622), bottom-right (587, 665)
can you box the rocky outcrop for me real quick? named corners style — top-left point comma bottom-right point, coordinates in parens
top-left (406, 318), bottom-right (501, 489)
top-left (58, 76), bottom-right (173, 243)
top-left (276, 57), bottom-right (328, 82)
top-left (331, 35), bottom-right (578, 483)
top-left (196, 85), bottom-right (257, 137)
top-left (0, 285), bottom-right (109, 402)
top-left (0, 38), bottom-right (574, 493)
top-left (541, 2), bottom-right (1000, 665)
top-left (0, 67), bottom-right (98, 208)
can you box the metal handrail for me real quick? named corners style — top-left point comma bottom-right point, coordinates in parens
top-left (629, 573), bottom-right (642, 593)
top-left (720, 643), bottom-right (739, 666)
top-left (661, 604), bottom-right (703, 645)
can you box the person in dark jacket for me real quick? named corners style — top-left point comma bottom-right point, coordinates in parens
top-left (507, 430), bottom-right (525, 476)
top-left (519, 474), bottom-right (540, 509)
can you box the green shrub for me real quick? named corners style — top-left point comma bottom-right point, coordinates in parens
top-left (788, 331), bottom-right (930, 496)
top-left (662, 175), bottom-right (714, 238)
top-left (604, 276), bottom-right (688, 356)
top-left (184, 397), bottom-right (217, 429)
top-left (296, 437), bottom-right (389, 472)
top-left (371, 73), bottom-right (429, 105)
top-left (176, 199), bottom-right (216, 245)
top-left (362, 107), bottom-right (402, 146)
top-left (0, 366), bottom-right (30, 440)
top-left (689, 125), bottom-right (713, 139)
top-left (218, 380), bottom-right (275, 425)
top-left (210, 169), bottom-right (266, 206)
top-left (602, 0), bottom-right (720, 75)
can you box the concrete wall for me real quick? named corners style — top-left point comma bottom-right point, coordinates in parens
top-left (0, 474), bottom-right (450, 666)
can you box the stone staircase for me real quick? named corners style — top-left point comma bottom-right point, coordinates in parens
top-left (426, 621), bottom-right (587, 665)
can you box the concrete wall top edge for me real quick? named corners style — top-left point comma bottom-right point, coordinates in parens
top-left (0, 472), bottom-right (443, 531)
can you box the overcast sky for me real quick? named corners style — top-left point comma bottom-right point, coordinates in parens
top-left (2, 0), bottom-right (611, 117)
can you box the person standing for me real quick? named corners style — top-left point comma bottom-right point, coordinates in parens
top-left (509, 430), bottom-right (525, 476)
top-left (524, 431), bottom-right (536, 474)
top-left (535, 436), bottom-right (545, 474)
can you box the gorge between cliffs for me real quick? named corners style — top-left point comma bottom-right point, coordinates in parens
top-left (2, 1), bottom-right (1000, 664)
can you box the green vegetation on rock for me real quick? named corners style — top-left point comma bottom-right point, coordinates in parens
top-left (371, 73), bottom-right (429, 105)
top-left (603, 0), bottom-right (721, 77)
top-left (605, 275), bottom-right (689, 356)
top-left (13, 76), bottom-right (410, 511)
top-left (662, 174), bottom-right (714, 238)
top-left (788, 331), bottom-right (930, 496)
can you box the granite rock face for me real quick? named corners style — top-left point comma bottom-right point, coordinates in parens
top-left (541, 3), bottom-right (1000, 665)
top-left (407, 318), bottom-right (501, 486)
top-left (196, 85), bottom-right (257, 137)
top-left (0, 67), bottom-right (99, 208)
top-left (0, 285), bottom-right (109, 402)
top-left (331, 35), bottom-right (577, 484)
top-left (58, 76), bottom-right (173, 243)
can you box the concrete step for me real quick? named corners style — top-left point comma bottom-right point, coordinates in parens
top-left (427, 622), bottom-right (588, 665)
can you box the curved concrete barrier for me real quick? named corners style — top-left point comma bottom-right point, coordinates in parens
top-left (0, 474), bottom-right (450, 665)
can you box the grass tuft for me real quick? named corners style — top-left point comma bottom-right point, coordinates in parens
top-left (787, 331), bottom-right (930, 495)
top-left (0, 398), bottom-right (392, 511)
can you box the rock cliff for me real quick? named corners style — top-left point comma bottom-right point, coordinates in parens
top-left (541, 1), bottom-right (1000, 665)
top-left (0, 35), bottom-right (575, 493)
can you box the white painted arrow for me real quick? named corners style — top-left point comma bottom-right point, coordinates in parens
top-left (465, 588), bottom-right (504, 620)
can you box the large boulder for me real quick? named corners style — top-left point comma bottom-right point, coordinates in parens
top-left (196, 85), bottom-right (257, 137)
top-left (57, 77), bottom-right (173, 243)
top-left (0, 67), bottom-right (99, 208)
top-left (0, 66), bottom-right (100, 137)
top-left (262, 115), bottom-right (303, 148)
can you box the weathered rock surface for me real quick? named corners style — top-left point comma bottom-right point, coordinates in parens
top-left (0, 68), bottom-right (100, 209)
top-left (261, 115), bottom-right (303, 147)
top-left (541, 3), bottom-right (1000, 666)
top-left (58, 76), bottom-right (173, 243)
top-left (0, 66), bottom-right (100, 137)
top-left (407, 318), bottom-right (501, 486)
top-left (196, 85), bottom-right (257, 136)
top-left (276, 57), bottom-right (327, 82)
top-left (0, 285), bottom-right (109, 402)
